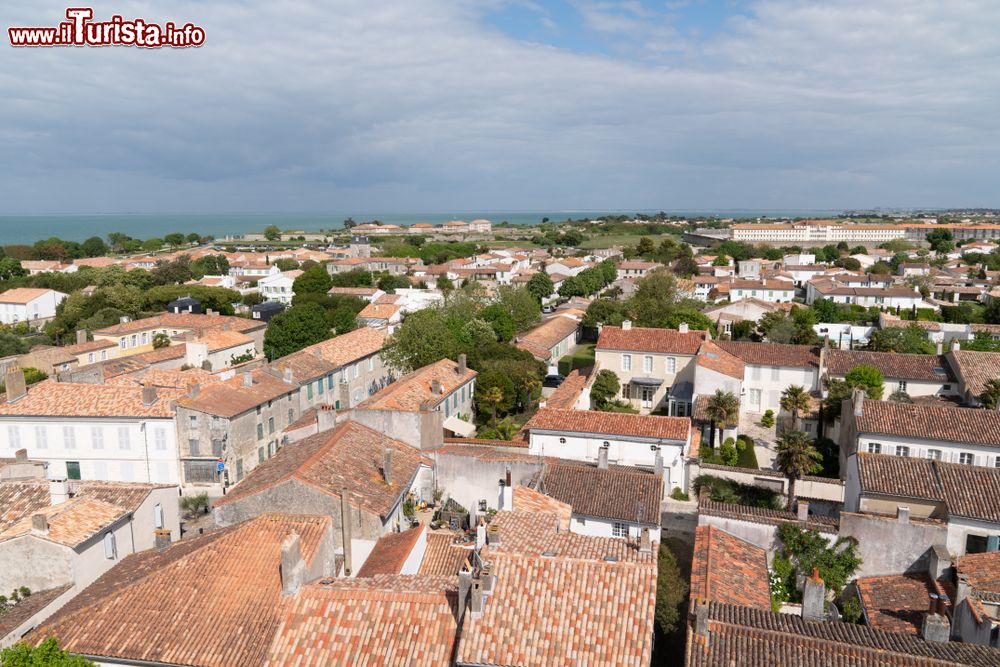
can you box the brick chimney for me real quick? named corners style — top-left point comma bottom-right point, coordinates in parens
top-left (279, 532), bottom-right (306, 597)
top-left (76, 329), bottom-right (88, 345)
top-left (382, 448), bottom-right (393, 486)
top-left (154, 528), bottom-right (172, 549)
top-left (142, 386), bottom-right (158, 406)
top-left (31, 513), bottom-right (48, 535)
top-left (4, 369), bottom-right (27, 403)
top-left (801, 568), bottom-right (825, 621)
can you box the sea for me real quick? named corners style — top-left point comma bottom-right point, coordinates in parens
top-left (0, 210), bottom-right (842, 245)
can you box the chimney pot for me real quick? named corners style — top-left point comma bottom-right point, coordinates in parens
top-left (597, 444), bottom-right (609, 470)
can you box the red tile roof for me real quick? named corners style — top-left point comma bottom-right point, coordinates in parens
top-left (695, 341), bottom-right (745, 379)
top-left (597, 325), bottom-right (707, 355)
top-left (854, 401), bottom-right (1000, 447)
top-left (691, 526), bottom-right (771, 610)
top-left (418, 531), bottom-right (474, 576)
top-left (359, 358), bottom-right (476, 412)
top-left (513, 315), bottom-right (579, 360)
top-left (355, 526), bottom-right (424, 577)
top-left (716, 340), bottom-right (821, 368)
top-left (0, 288), bottom-right (60, 304)
top-left (0, 380), bottom-right (182, 418)
top-left (534, 462), bottom-right (662, 525)
top-left (857, 572), bottom-right (952, 635)
top-left (176, 369), bottom-right (296, 418)
top-left (543, 365), bottom-right (593, 409)
top-left (826, 350), bottom-right (952, 382)
top-left (525, 407), bottom-right (691, 442)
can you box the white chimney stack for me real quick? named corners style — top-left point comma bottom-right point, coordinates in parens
top-left (679, 322), bottom-right (689, 334)
top-left (621, 320), bottom-right (632, 331)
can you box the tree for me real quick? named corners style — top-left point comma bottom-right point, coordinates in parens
top-left (780, 385), bottom-right (812, 430)
top-left (436, 275), bottom-right (454, 293)
top-left (978, 378), bottom-right (1000, 409)
top-left (292, 265), bottom-right (333, 295)
top-left (263, 225), bottom-right (282, 241)
top-left (844, 365), bottom-right (884, 400)
top-left (526, 272), bottom-right (554, 302)
top-left (164, 232), bottom-right (186, 248)
top-left (730, 319), bottom-right (755, 341)
top-left (152, 333), bottom-right (171, 349)
top-left (0, 257), bottom-right (26, 281)
top-left (582, 299), bottom-right (627, 328)
top-left (926, 229), bottom-right (954, 254)
top-left (704, 390), bottom-right (739, 449)
top-left (867, 324), bottom-right (934, 354)
top-left (141, 238), bottom-right (164, 252)
top-left (497, 287), bottom-right (540, 333)
top-left (263, 303), bottom-right (331, 360)
top-left (480, 304), bottom-right (515, 342)
top-left (81, 236), bottom-right (108, 257)
top-left (636, 236), bottom-right (656, 256)
top-left (103, 284), bottom-right (144, 316)
top-left (774, 430), bottom-right (822, 510)
top-left (186, 233), bottom-right (202, 244)
top-left (151, 256), bottom-right (193, 285)
top-left (672, 255), bottom-right (699, 277)
top-left (809, 298), bottom-right (840, 324)
top-left (0, 331), bottom-right (29, 358)
top-left (888, 389), bottom-right (912, 403)
top-left (483, 385), bottom-right (505, 427)
top-left (654, 543), bottom-right (687, 637)
top-left (0, 637), bottom-right (95, 665)
top-left (191, 255), bottom-right (230, 278)
top-left (382, 309), bottom-right (460, 372)
top-left (589, 369), bottom-right (621, 408)
top-left (377, 274), bottom-right (410, 293)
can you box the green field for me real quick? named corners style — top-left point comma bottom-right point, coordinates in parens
top-left (579, 233), bottom-right (669, 249)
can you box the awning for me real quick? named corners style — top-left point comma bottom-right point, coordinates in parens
top-left (629, 377), bottom-right (663, 387)
top-left (443, 416), bottom-right (476, 437)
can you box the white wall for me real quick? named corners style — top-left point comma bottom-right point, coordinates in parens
top-left (857, 434), bottom-right (1000, 469)
top-left (741, 365), bottom-right (817, 414)
top-left (570, 515), bottom-right (661, 543)
top-left (947, 517), bottom-right (1000, 558)
top-left (0, 291), bottom-right (66, 324)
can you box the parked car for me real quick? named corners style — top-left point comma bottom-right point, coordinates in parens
top-left (543, 373), bottom-right (565, 388)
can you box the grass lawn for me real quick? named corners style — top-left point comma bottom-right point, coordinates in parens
top-left (578, 233), bottom-right (652, 249)
top-left (737, 442), bottom-right (760, 468)
top-left (557, 343), bottom-right (595, 376)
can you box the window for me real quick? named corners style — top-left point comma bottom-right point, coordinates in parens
top-left (154, 504), bottom-right (163, 529)
top-left (959, 453), bottom-right (975, 465)
top-left (189, 415), bottom-right (198, 427)
top-left (288, 409), bottom-right (294, 424)
top-left (867, 442), bottom-right (882, 454)
top-left (353, 364), bottom-right (360, 380)
top-left (118, 427), bottom-right (130, 450)
top-left (101, 350), bottom-right (108, 360)
top-left (34, 426), bottom-right (47, 449)
top-left (612, 522), bottom-right (629, 538)
top-left (66, 461), bottom-right (81, 480)
top-left (307, 384), bottom-right (313, 400)
top-left (368, 357), bottom-right (375, 372)
top-left (88, 352), bottom-right (95, 363)
top-left (751, 366), bottom-right (762, 381)
top-left (63, 426), bottom-right (75, 450)
top-left (994, 456), bottom-right (1000, 468)
top-left (153, 428), bottom-right (167, 451)
top-left (119, 338), bottom-right (126, 349)
top-left (257, 423), bottom-right (264, 440)
top-left (130, 335), bottom-right (137, 347)
top-left (7, 425), bottom-right (19, 449)
top-left (236, 459), bottom-right (244, 481)
top-left (327, 374), bottom-right (334, 390)
top-left (927, 449), bottom-right (942, 460)
top-left (895, 446), bottom-right (910, 457)
top-left (318, 379), bottom-right (324, 396)
top-left (103, 532), bottom-right (117, 560)
top-left (268, 417), bottom-right (275, 434)
top-left (188, 439), bottom-right (201, 456)
top-left (643, 356), bottom-right (653, 373)
top-left (91, 426), bottom-right (104, 449)
top-left (183, 460), bottom-right (216, 484)
top-left (141, 332), bottom-right (148, 345)
top-left (897, 380), bottom-right (907, 392)
top-left (211, 439), bottom-right (223, 457)
top-left (258, 447), bottom-right (265, 463)
top-left (622, 354), bottom-right (632, 371)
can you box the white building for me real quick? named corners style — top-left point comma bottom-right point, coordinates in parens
top-left (258, 269), bottom-right (302, 304)
top-left (715, 341), bottom-right (821, 415)
top-left (0, 288), bottom-right (67, 325)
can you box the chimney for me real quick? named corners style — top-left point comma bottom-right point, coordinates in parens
top-left (142, 386), bottom-right (158, 406)
top-left (458, 353), bottom-right (467, 376)
top-left (76, 329), bottom-right (88, 345)
top-left (14, 448), bottom-right (27, 462)
top-left (382, 448), bottom-right (393, 486)
top-left (279, 532), bottom-right (306, 596)
top-left (154, 528), bottom-right (172, 549)
top-left (188, 383), bottom-right (201, 398)
top-left (243, 372), bottom-right (253, 388)
top-left (470, 577), bottom-right (485, 618)
top-left (457, 570), bottom-right (473, 623)
top-left (956, 573), bottom-right (971, 607)
top-left (953, 340), bottom-right (961, 352)
top-left (797, 500), bottom-right (810, 522)
top-left (936, 340), bottom-right (943, 355)
top-left (341, 488), bottom-right (353, 575)
top-left (694, 603), bottom-right (711, 643)
top-left (431, 379), bottom-right (443, 395)
top-left (679, 322), bottom-right (689, 334)
top-left (476, 519), bottom-right (486, 550)
top-left (283, 367), bottom-right (294, 384)
top-left (4, 370), bottom-right (27, 403)
top-left (897, 505), bottom-right (911, 524)
top-left (622, 320), bottom-right (632, 331)
top-left (498, 469), bottom-right (513, 510)
top-left (654, 449), bottom-right (664, 478)
top-left (921, 596), bottom-right (951, 643)
top-left (852, 389), bottom-right (865, 417)
top-left (206, 308), bottom-right (217, 317)
top-left (928, 544), bottom-right (951, 580)
top-left (49, 480), bottom-right (69, 505)
top-left (639, 527), bottom-right (652, 554)
top-left (597, 444), bottom-right (609, 470)
top-left (31, 513), bottom-right (48, 535)
top-left (119, 315), bottom-right (130, 324)
top-left (801, 568), bottom-right (825, 621)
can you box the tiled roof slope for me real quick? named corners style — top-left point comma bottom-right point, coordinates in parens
top-left (690, 526), bottom-right (771, 610)
top-left (854, 401), bottom-right (1000, 447)
top-left (857, 573), bottom-right (952, 635)
top-left (213, 421), bottom-right (423, 519)
top-left (457, 551), bottom-right (656, 667)
top-left (948, 350), bottom-right (1000, 399)
top-left (716, 340), bottom-right (821, 368)
top-left (0, 380), bottom-right (182, 418)
top-left (0, 481), bottom-right (50, 531)
top-left (355, 526), bottom-right (424, 577)
top-left (0, 585), bottom-right (71, 639)
top-left (686, 601), bottom-right (1000, 666)
top-left (0, 288), bottom-right (57, 304)
top-left (856, 453), bottom-right (943, 500)
top-left (486, 510), bottom-right (654, 564)
top-left (536, 462), bottom-right (661, 525)
top-left (957, 551), bottom-right (1000, 597)
top-left (0, 498), bottom-right (127, 547)
top-left (359, 358), bottom-right (476, 411)
top-left (826, 350), bottom-right (953, 382)
top-left (513, 315), bottom-right (580, 360)
top-left (418, 532), bottom-right (473, 577)
top-left (264, 576), bottom-right (458, 667)
top-left (513, 485), bottom-right (573, 530)
top-left (543, 365), bottom-right (593, 409)
top-left (597, 325), bottom-right (707, 355)
top-left (32, 514), bottom-right (330, 667)
top-left (93, 312), bottom-right (264, 336)
top-left (176, 369), bottom-right (296, 418)
top-left (0, 480), bottom-right (166, 534)
top-left (525, 407), bottom-right (691, 442)
top-left (695, 341), bottom-right (745, 379)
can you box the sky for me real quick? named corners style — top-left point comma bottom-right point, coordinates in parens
top-left (1, 0), bottom-right (998, 214)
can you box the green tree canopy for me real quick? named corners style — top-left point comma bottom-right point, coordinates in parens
top-left (526, 272), bottom-right (554, 302)
top-left (191, 255), bottom-right (230, 278)
top-left (164, 232), bottom-right (186, 247)
top-left (844, 364), bottom-right (885, 400)
top-left (1, 637), bottom-right (95, 665)
top-left (589, 369), bottom-right (621, 408)
top-left (292, 265), bottom-right (334, 295)
top-left (263, 225), bottom-right (282, 241)
top-left (382, 308), bottom-right (460, 372)
top-left (0, 258), bottom-right (26, 281)
top-left (81, 236), bottom-right (108, 257)
top-left (775, 430), bottom-right (822, 510)
top-left (866, 324), bottom-right (934, 354)
top-left (263, 303), bottom-right (331, 360)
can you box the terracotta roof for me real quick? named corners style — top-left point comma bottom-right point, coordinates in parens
top-left (93, 312), bottom-right (264, 337)
top-left (525, 407), bottom-right (691, 442)
top-left (264, 576), bottom-right (459, 667)
top-left (0, 288), bottom-right (59, 304)
top-left (856, 453), bottom-right (942, 501)
top-left (418, 531), bottom-right (474, 576)
top-left (176, 369), bottom-right (296, 418)
top-left (826, 350), bottom-right (952, 382)
top-left (698, 497), bottom-right (838, 534)
top-left (617, 260), bottom-right (661, 270)
top-left (327, 286), bottom-right (379, 297)
top-left (32, 514), bottom-right (330, 667)
top-left (716, 340), bottom-right (821, 368)
top-left (457, 549), bottom-right (656, 667)
top-left (857, 572), bottom-right (952, 635)
top-left (596, 325), bottom-right (707, 355)
top-left (359, 358), bottom-right (476, 412)
top-left (197, 329), bottom-right (253, 351)
top-left (355, 526), bottom-right (424, 577)
top-left (0, 497), bottom-right (128, 547)
top-left (0, 481), bottom-right (50, 531)
top-left (61, 339), bottom-right (118, 355)
top-left (485, 510), bottom-right (654, 564)
top-left (948, 350), bottom-right (1000, 399)
top-left (358, 302), bottom-right (401, 320)
top-left (441, 436), bottom-right (529, 449)
top-left (957, 551), bottom-right (1000, 598)
top-left (543, 365), bottom-right (593, 409)
top-left (534, 462), bottom-right (661, 525)
top-left (691, 526), bottom-right (771, 609)
top-left (273, 327), bottom-right (386, 383)
top-left (854, 401), bottom-right (1000, 447)
top-left (687, 601), bottom-right (1000, 666)
top-left (513, 485), bottom-right (573, 530)
top-left (513, 315), bottom-right (579, 360)
top-left (0, 584), bottom-right (71, 639)
top-left (213, 421), bottom-right (422, 519)
top-left (0, 380), bottom-right (181, 418)
top-left (695, 341), bottom-right (744, 379)
top-left (107, 367), bottom-right (219, 390)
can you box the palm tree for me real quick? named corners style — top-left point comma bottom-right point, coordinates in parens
top-left (704, 390), bottom-right (739, 450)
top-left (979, 378), bottom-right (1000, 410)
top-left (774, 430), bottom-right (822, 511)
top-left (780, 385), bottom-right (811, 431)
top-left (485, 386), bottom-right (504, 428)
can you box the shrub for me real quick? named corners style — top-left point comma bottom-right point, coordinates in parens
top-left (655, 544), bottom-right (687, 636)
top-left (719, 438), bottom-right (739, 466)
top-left (179, 492), bottom-right (210, 517)
top-left (761, 409), bottom-right (775, 427)
top-left (693, 475), bottom-right (780, 509)
top-left (669, 487), bottom-right (690, 501)
top-left (840, 596), bottom-right (863, 624)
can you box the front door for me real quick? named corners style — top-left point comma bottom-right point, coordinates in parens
top-left (641, 387), bottom-right (654, 409)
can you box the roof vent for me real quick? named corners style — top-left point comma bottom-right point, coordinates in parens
top-left (541, 550), bottom-right (557, 557)
top-left (603, 555), bottom-right (618, 562)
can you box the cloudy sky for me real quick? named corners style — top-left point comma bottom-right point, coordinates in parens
top-left (1, 0), bottom-right (998, 214)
